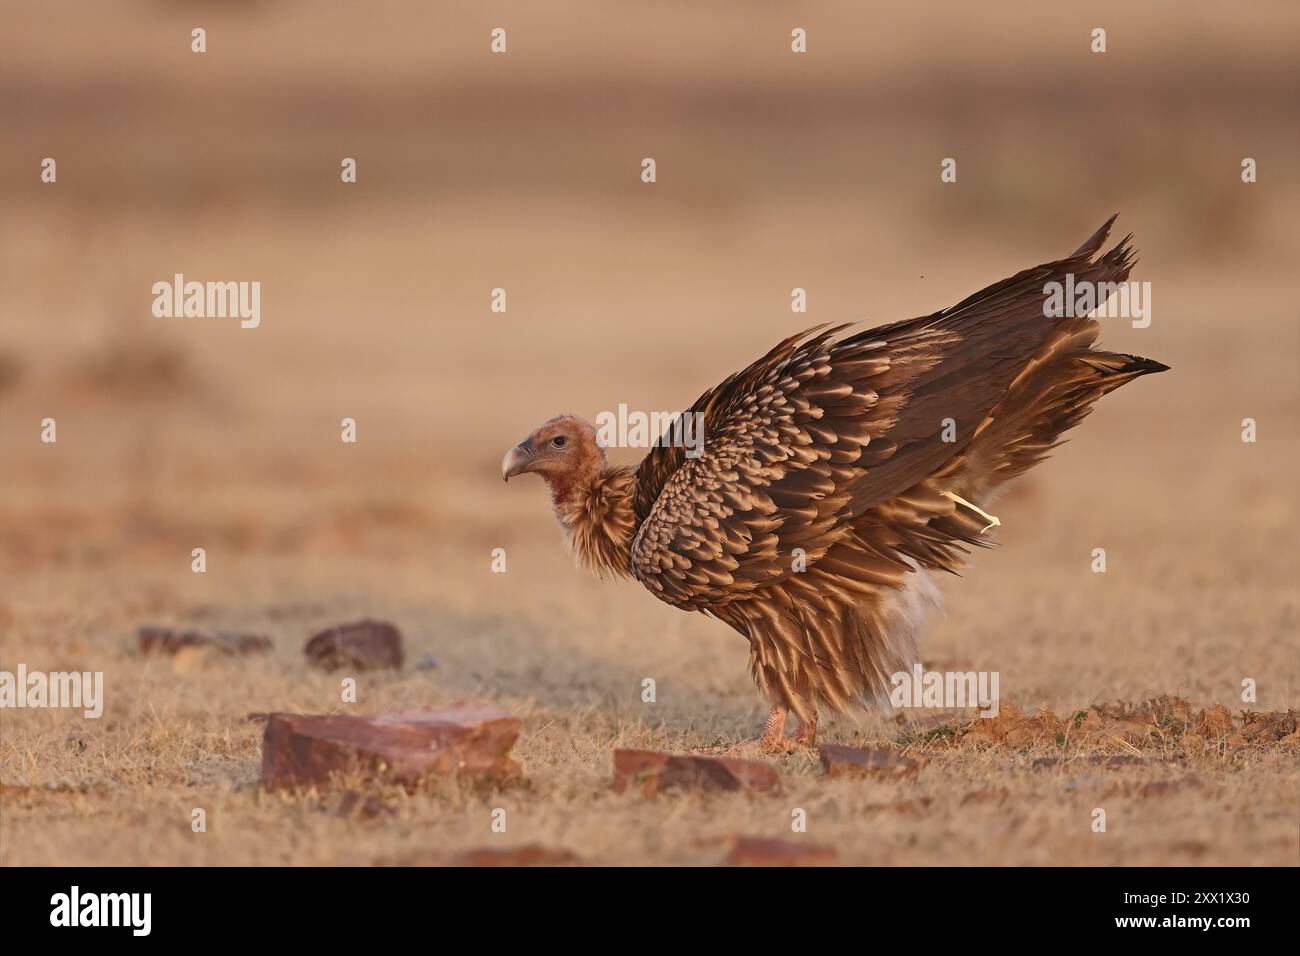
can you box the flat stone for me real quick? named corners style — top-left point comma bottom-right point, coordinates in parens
top-left (861, 796), bottom-right (933, 815)
top-left (337, 789), bottom-right (395, 820)
top-left (138, 625), bottom-right (271, 656)
top-left (304, 619), bottom-right (403, 671)
top-left (819, 744), bottom-right (919, 778)
top-left (726, 836), bottom-right (837, 867)
top-left (259, 704), bottom-right (520, 790)
top-left (1137, 778), bottom-right (1199, 799)
top-left (451, 845), bottom-right (580, 867)
top-left (612, 749), bottom-right (780, 795)
top-left (1032, 755), bottom-right (1149, 770)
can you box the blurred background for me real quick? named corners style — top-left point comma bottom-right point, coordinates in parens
top-left (3, 0), bottom-right (1298, 698)
top-left (0, 1), bottom-right (1296, 865)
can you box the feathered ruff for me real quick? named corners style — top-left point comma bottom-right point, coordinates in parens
top-left (559, 466), bottom-right (639, 580)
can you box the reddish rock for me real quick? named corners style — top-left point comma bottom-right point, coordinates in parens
top-left (612, 749), bottom-right (780, 795)
top-left (726, 836), bottom-right (837, 867)
top-left (337, 789), bottom-right (395, 820)
top-left (1137, 778), bottom-right (1199, 799)
top-left (819, 744), bottom-right (919, 779)
top-left (304, 619), bottom-right (403, 671)
top-left (960, 786), bottom-right (1010, 806)
top-left (138, 625), bottom-right (271, 656)
top-left (1237, 709), bottom-right (1298, 744)
top-left (260, 704), bottom-right (520, 790)
top-left (1032, 754), bottom-right (1148, 770)
top-left (955, 701), bottom-right (1066, 749)
top-left (451, 845), bottom-right (580, 867)
top-left (862, 796), bottom-right (933, 815)
top-left (1191, 705), bottom-right (1235, 740)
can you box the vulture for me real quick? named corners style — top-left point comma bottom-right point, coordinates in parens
top-left (501, 217), bottom-right (1166, 752)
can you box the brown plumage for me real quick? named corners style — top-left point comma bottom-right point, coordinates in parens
top-left (502, 217), bottom-right (1167, 752)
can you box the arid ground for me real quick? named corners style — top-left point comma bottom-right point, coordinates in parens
top-left (1, 2), bottom-right (1297, 866)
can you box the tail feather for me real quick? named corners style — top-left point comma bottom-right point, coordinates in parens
top-left (1081, 351), bottom-right (1170, 400)
top-left (1070, 213), bottom-right (1119, 258)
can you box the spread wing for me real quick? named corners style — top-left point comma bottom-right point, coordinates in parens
top-left (628, 216), bottom-right (1136, 610)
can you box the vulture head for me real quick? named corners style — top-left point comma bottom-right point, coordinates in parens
top-left (501, 414), bottom-right (606, 491)
top-left (502, 414), bottom-right (639, 578)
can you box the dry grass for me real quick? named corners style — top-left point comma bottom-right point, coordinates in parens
top-left (2, 1), bottom-right (1298, 866)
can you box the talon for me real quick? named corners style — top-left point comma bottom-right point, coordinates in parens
top-left (941, 490), bottom-right (1001, 534)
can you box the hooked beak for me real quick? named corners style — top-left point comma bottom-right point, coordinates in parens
top-left (501, 441), bottom-right (535, 482)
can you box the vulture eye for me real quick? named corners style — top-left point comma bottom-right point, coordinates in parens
top-left (551, 436), bottom-right (568, 448)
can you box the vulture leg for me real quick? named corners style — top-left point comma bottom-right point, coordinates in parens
top-left (758, 705), bottom-right (799, 754)
top-left (793, 711), bottom-right (818, 748)
top-left (756, 705), bottom-right (818, 753)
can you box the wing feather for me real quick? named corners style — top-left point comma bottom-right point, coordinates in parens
top-left (628, 217), bottom-right (1144, 610)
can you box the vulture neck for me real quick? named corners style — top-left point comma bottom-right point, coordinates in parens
top-left (548, 465), bottom-right (637, 579)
